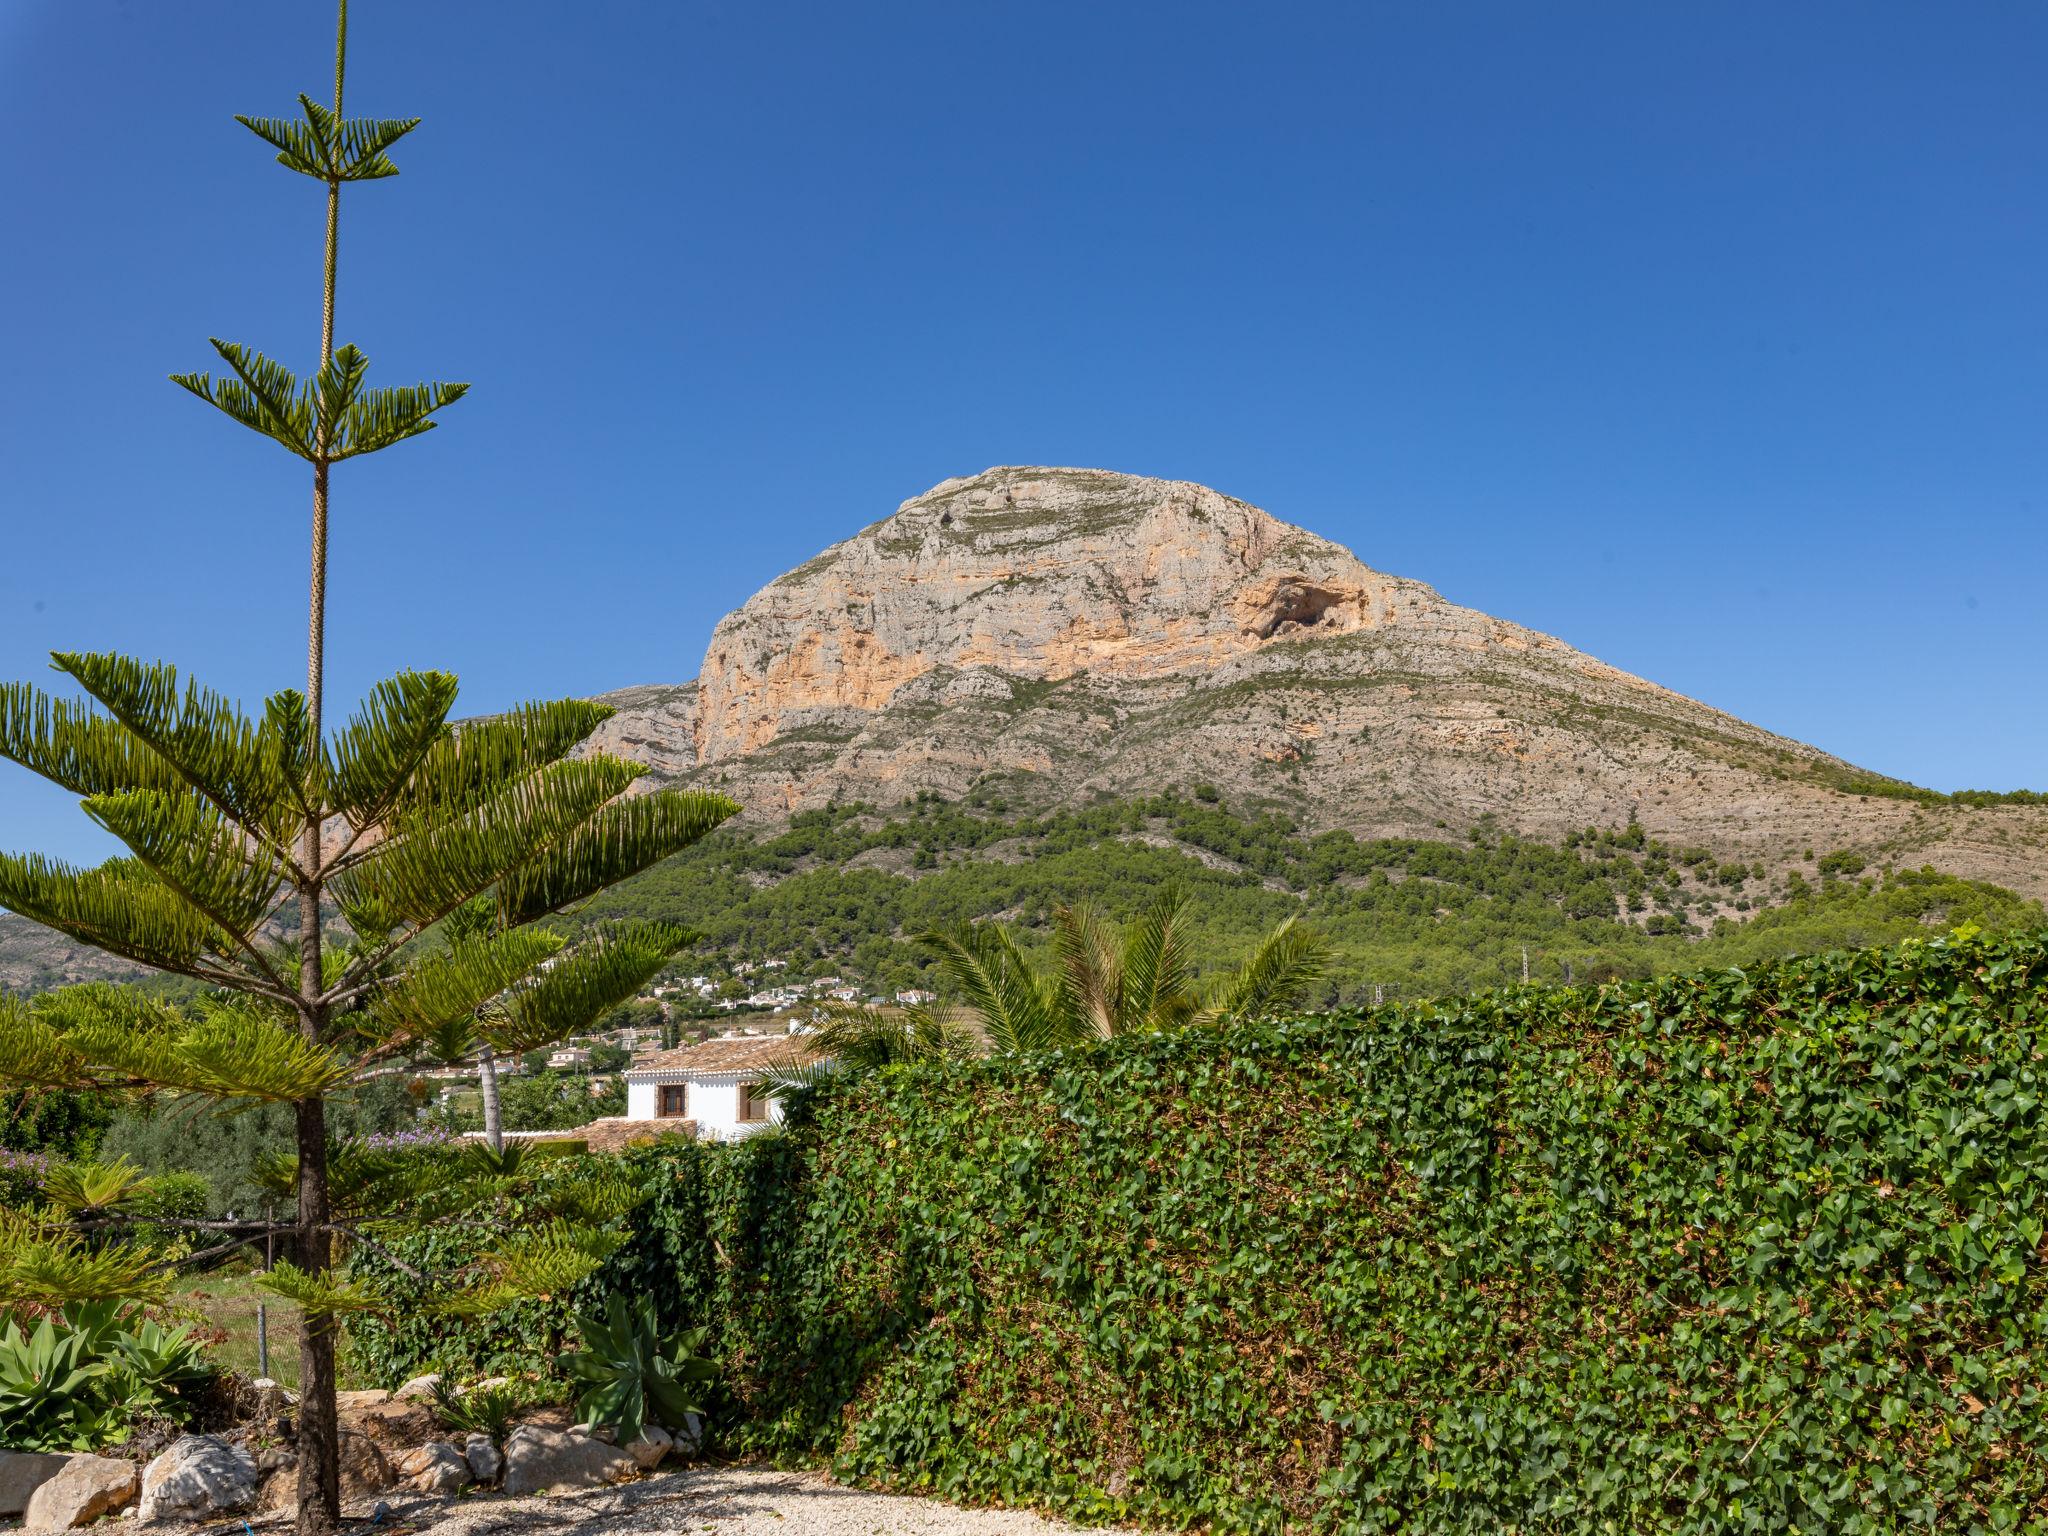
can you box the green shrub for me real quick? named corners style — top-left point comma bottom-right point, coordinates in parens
top-left (0, 1301), bottom-right (214, 1451)
top-left (429, 1376), bottom-right (547, 1442)
top-left (558, 1293), bottom-right (714, 1443)
top-left (606, 928), bottom-right (2048, 1534)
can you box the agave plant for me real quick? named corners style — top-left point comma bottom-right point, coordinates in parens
top-left (0, 1299), bottom-right (213, 1451)
top-left (556, 1293), bottom-right (714, 1447)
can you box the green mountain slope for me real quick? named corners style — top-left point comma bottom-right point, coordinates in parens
top-left (570, 790), bottom-right (2042, 1001)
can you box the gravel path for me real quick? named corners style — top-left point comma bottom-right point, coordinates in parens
top-left (400, 1465), bottom-right (1114, 1536)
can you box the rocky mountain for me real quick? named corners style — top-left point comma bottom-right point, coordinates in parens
top-left (590, 466), bottom-right (2048, 899)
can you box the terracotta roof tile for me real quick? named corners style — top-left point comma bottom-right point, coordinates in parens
top-left (628, 1034), bottom-right (824, 1077)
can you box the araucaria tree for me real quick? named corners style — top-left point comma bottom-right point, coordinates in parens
top-left (0, 4), bottom-right (734, 1530)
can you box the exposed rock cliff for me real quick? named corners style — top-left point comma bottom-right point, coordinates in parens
top-left (593, 467), bottom-right (2044, 896)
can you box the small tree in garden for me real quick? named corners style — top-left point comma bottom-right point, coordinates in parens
top-left (773, 888), bottom-right (1330, 1088)
top-left (0, 4), bottom-right (735, 1530)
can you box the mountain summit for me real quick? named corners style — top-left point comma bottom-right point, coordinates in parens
top-left (591, 467), bottom-right (2046, 895)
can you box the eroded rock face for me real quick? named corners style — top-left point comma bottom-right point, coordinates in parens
top-left (589, 466), bottom-right (2048, 896)
top-left (687, 469), bottom-right (1441, 762)
top-left (137, 1436), bottom-right (256, 1523)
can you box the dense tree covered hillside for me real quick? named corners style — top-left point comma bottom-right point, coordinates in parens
top-left (571, 791), bottom-right (2042, 1000)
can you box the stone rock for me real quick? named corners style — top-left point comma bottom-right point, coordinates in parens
top-left (462, 1434), bottom-right (502, 1485)
top-left (584, 465), bottom-right (2048, 906)
top-left (624, 1425), bottom-right (671, 1471)
top-left (137, 1436), bottom-right (257, 1523)
top-left (671, 1412), bottom-right (706, 1455)
top-left (464, 1376), bottom-right (511, 1395)
top-left (393, 1373), bottom-right (442, 1403)
top-left (499, 1425), bottom-right (637, 1497)
top-left (256, 1467), bottom-right (296, 1515)
top-left (23, 1456), bottom-right (138, 1530)
top-left (340, 1397), bottom-right (436, 1454)
top-left (0, 1452), bottom-right (70, 1517)
top-left (394, 1443), bottom-right (471, 1496)
top-left (248, 1377), bottom-right (295, 1426)
top-left (334, 1389), bottom-right (391, 1412)
top-left (336, 1433), bottom-right (395, 1501)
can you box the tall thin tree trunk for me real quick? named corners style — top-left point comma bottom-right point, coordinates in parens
top-left (295, 7), bottom-right (347, 1534)
top-left (478, 1043), bottom-right (504, 1153)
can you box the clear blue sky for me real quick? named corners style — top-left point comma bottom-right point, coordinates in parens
top-left (3, 2), bottom-right (2043, 862)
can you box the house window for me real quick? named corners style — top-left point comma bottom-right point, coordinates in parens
top-left (658, 1084), bottom-right (687, 1118)
top-left (737, 1083), bottom-right (770, 1123)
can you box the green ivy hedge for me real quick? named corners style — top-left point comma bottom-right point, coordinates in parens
top-left (350, 928), bottom-right (2048, 1533)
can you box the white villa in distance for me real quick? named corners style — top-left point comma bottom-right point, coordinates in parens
top-left (622, 1030), bottom-right (826, 1141)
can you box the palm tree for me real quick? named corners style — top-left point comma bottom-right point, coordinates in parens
top-left (772, 890), bottom-right (1329, 1094)
top-left (932, 888), bottom-right (1330, 1047)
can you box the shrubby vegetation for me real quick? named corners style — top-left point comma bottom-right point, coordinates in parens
top-left (551, 925), bottom-right (2047, 1534)
top-left (573, 791), bottom-right (2042, 1000)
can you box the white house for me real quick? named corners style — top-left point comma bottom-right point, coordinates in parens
top-left (622, 1032), bottom-right (826, 1141)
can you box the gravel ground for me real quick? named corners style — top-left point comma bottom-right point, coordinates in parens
top-left (390, 1465), bottom-right (1114, 1536)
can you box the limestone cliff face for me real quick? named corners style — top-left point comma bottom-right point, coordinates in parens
top-left (694, 468), bottom-right (1642, 762)
top-left (596, 467), bottom-right (2048, 898)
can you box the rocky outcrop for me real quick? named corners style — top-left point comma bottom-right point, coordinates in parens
top-left (590, 467), bottom-right (2048, 897)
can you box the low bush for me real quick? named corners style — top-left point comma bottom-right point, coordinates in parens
top-left (588, 927), bottom-right (2048, 1534)
top-left (0, 1301), bottom-right (214, 1451)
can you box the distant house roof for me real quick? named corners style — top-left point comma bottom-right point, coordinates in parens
top-left (626, 1034), bottom-right (825, 1078)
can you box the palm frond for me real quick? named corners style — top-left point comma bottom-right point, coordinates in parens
top-left (1198, 917), bottom-right (1331, 1028)
top-left (921, 923), bottom-right (1066, 1054)
top-left (1053, 904), bottom-right (1122, 1038)
top-left (38, 1157), bottom-right (154, 1213)
top-left (496, 787), bottom-right (738, 924)
top-left (1119, 887), bottom-right (1199, 1034)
